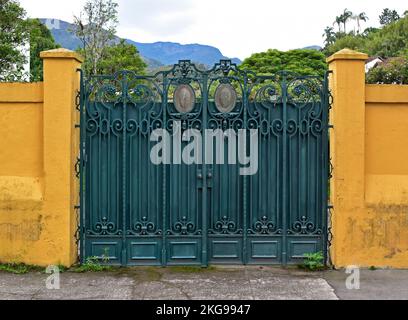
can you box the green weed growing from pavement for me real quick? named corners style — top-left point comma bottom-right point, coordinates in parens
top-left (299, 252), bottom-right (325, 271)
top-left (71, 256), bottom-right (112, 273)
top-left (0, 263), bottom-right (43, 274)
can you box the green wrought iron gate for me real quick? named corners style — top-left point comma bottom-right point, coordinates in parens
top-left (79, 60), bottom-right (330, 266)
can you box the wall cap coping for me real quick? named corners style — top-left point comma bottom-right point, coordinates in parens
top-left (40, 48), bottom-right (83, 63)
top-left (366, 84), bottom-right (408, 103)
top-left (0, 82), bottom-right (43, 103)
top-left (327, 48), bottom-right (368, 63)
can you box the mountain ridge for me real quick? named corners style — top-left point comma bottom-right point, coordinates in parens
top-left (39, 19), bottom-right (242, 69)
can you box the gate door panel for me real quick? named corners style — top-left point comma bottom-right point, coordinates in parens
top-left (80, 61), bottom-right (329, 266)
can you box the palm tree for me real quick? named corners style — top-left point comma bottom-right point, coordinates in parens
top-left (341, 8), bottom-right (353, 33)
top-left (322, 26), bottom-right (336, 46)
top-left (333, 16), bottom-right (343, 32)
top-left (354, 12), bottom-right (369, 33)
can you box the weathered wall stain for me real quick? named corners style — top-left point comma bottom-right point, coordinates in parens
top-left (0, 218), bottom-right (43, 242)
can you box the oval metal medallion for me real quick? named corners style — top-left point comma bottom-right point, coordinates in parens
top-left (215, 83), bottom-right (237, 113)
top-left (174, 84), bottom-right (195, 113)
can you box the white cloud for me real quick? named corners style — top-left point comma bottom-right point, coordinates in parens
top-left (19, 0), bottom-right (408, 60)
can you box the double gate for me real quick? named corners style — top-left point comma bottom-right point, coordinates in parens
top-left (79, 60), bottom-right (330, 266)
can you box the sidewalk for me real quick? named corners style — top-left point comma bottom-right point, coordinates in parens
top-left (0, 266), bottom-right (407, 300)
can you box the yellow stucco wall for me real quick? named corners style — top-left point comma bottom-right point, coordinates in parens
top-left (328, 49), bottom-right (408, 268)
top-left (0, 49), bottom-right (82, 267)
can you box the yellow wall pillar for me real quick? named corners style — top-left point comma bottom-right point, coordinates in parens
top-left (40, 49), bottom-right (82, 266)
top-left (327, 49), bottom-right (368, 267)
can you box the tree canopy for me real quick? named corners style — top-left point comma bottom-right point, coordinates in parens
top-left (28, 18), bottom-right (60, 82)
top-left (74, 0), bottom-right (146, 76)
top-left (322, 8), bottom-right (408, 84)
top-left (323, 8), bottom-right (408, 58)
top-left (0, 0), bottom-right (28, 81)
top-left (364, 15), bottom-right (408, 57)
top-left (74, 0), bottom-right (119, 76)
top-left (96, 39), bottom-right (146, 75)
top-left (379, 8), bottom-right (400, 26)
top-left (240, 49), bottom-right (327, 78)
top-left (0, 1), bottom-right (60, 81)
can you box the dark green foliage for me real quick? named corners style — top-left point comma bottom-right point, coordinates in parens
top-left (96, 39), bottom-right (146, 75)
top-left (70, 257), bottom-right (113, 273)
top-left (299, 252), bottom-right (325, 271)
top-left (324, 34), bottom-right (367, 57)
top-left (322, 27), bottom-right (336, 47)
top-left (28, 19), bottom-right (59, 82)
top-left (240, 49), bottom-right (327, 77)
top-left (0, 262), bottom-right (43, 274)
top-left (366, 57), bottom-right (408, 84)
top-left (365, 15), bottom-right (408, 57)
top-left (379, 8), bottom-right (400, 26)
top-left (322, 9), bottom-right (408, 84)
top-left (0, 0), bottom-right (28, 81)
top-left (324, 10), bottom-right (408, 58)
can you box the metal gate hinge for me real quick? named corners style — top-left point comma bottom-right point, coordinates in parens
top-left (75, 157), bottom-right (81, 178)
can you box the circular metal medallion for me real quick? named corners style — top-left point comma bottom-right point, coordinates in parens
top-left (215, 83), bottom-right (237, 113)
top-left (174, 84), bottom-right (195, 113)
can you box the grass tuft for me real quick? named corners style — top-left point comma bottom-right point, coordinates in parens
top-left (0, 263), bottom-right (43, 274)
top-left (70, 257), bottom-right (113, 273)
top-left (298, 252), bottom-right (326, 271)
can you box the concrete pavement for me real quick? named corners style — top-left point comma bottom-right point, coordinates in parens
top-left (0, 266), bottom-right (407, 300)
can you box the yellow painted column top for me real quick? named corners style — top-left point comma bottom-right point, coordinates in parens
top-left (327, 48), bottom-right (368, 63)
top-left (40, 48), bottom-right (84, 63)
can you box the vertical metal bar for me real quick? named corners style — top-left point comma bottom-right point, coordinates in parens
top-left (121, 74), bottom-right (128, 265)
top-left (138, 111), bottom-right (142, 226)
top-left (267, 110), bottom-right (272, 226)
top-left (130, 130), bottom-right (134, 230)
top-left (147, 121), bottom-right (150, 227)
top-left (242, 74), bottom-right (248, 264)
top-left (78, 69), bottom-right (85, 263)
top-left (107, 106), bottom-right (111, 232)
top-left (282, 75), bottom-right (288, 265)
top-left (162, 76), bottom-right (168, 266)
top-left (202, 73), bottom-right (208, 267)
top-left (298, 106), bottom-right (301, 224)
top-left (322, 73), bottom-right (330, 264)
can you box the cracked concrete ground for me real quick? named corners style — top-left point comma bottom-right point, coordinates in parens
top-left (0, 266), bottom-right (407, 300)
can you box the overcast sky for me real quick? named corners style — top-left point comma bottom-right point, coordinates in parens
top-left (19, 0), bottom-right (407, 60)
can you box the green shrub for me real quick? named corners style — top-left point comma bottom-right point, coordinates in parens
top-left (299, 252), bottom-right (325, 271)
top-left (71, 257), bottom-right (112, 273)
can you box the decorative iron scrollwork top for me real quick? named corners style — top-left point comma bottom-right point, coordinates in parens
top-left (288, 216), bottom-right (322, 235)
top-left (248, 216), bottom-right (282, 235)
top-left (87, 217), bottom-right (122, 236)
top-left (209, 216), bottom-right (243, 235)
top-left (127, 216), bottom-right (162, 236)
top-left (167, 216), bottom-right (201, 236)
